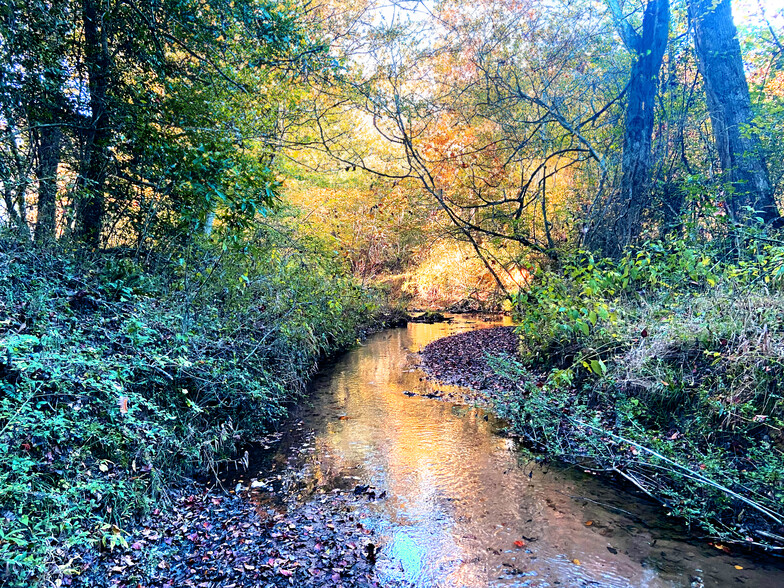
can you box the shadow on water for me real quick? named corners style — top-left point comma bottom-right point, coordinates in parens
top-left (242, 316), bottom-right (784, 587)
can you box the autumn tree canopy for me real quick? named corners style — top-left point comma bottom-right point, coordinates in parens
top-left (2, 0), bottom-right (783, 274)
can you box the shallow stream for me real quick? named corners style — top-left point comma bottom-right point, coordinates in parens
top-left (247, 316), bottom-right (784, 587)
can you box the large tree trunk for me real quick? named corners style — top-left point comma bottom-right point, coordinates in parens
top-left (689, 0), bottom-right (780, 226)
top-left (587, 0), bottom-right (669, 256)
top-left (78, 0), bottom-right (110, 247)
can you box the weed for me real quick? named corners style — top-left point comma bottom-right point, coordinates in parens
top-left (496, 238), bottom-right (784, 551)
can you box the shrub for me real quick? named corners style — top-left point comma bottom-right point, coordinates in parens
top-left (0, 221), bottom-right (378, 586)
top-left (498, 236), bottom-right (784, 549)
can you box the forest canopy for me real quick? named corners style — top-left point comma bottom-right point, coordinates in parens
top-left (3, 0), bottom-right (783, 275)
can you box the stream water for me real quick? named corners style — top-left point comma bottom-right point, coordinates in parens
top-left (248, 316), bottom-right (784, 587)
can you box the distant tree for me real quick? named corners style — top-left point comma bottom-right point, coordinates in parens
top-left (305, 0), bottom-right (620, 281)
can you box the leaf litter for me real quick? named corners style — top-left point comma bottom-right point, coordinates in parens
top-left (419, 326), bottom-right (520, 395)
top-left (69, 426), bottom-right (382, 588)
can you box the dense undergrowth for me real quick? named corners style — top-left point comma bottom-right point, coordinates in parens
top-left (493, 234), bottom-right (784, 552)
top-left (0, 224), bottom-right (378, 586)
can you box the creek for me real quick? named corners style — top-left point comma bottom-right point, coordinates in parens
top-left (243, 316), bottom-right (784, 587)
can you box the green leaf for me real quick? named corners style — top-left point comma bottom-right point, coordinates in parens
top-left (589, 359), bottom-right (607, 376)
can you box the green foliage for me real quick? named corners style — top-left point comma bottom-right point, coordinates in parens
top-left (513, 233), bottom-right (784, 356)
top-left (1, 0), bottom-right (328, 245)
top-left (0, 224), bottom-right (377, 586)
top-left (498, 237), bottom-right (784, 548)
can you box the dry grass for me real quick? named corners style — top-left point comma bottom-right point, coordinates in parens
top-left (610, 292), bottom-right (784, 433)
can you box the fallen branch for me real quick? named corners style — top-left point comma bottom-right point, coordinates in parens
top-left (569, 416), bottom-right (784, 525)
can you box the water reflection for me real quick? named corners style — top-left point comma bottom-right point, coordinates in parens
top-left (275, 317), bottom-right (784, 587)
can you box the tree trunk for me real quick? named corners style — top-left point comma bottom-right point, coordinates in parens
top-left (2, 183), bottom-right (26, 237)
top-left (689, 0), bottom-right (780, 226)
top-left (78, 0), bottom-right (110, 247)
top-left (34, 123), bottom-right (62, 243)
top-left (588, 0), bottom-right (670, 256)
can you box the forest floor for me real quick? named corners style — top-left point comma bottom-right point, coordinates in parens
top-left (72, 425), bottom-right (381, 588)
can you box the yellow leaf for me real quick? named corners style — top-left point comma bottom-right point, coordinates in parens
top-left (572, 559), bottom-right (581, 565)
top-left (734, 565), bottom-right (744, 570)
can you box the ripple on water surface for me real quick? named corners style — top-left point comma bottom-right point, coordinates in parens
top-left (267, 317), bottom-right (784, 588)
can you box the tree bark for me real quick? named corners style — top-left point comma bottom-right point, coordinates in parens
top-left (78, 0), bottom-right (110, 247)
top-left (689, 0), bottom-right (780, 226)
top-left (34, 123), bottom-right (62, 243)
top-left (588, 0), bottom-right (670, 256)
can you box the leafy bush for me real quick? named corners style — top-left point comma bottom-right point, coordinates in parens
top-left (498, 236), bottom-right (784, 549)
top-left (0, 222), bottom-right (378, 586)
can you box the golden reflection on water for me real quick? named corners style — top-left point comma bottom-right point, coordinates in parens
top-left (286, 317), bottom-right (784, 588)
top-left (405, 315), bottom-right (514, 354)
